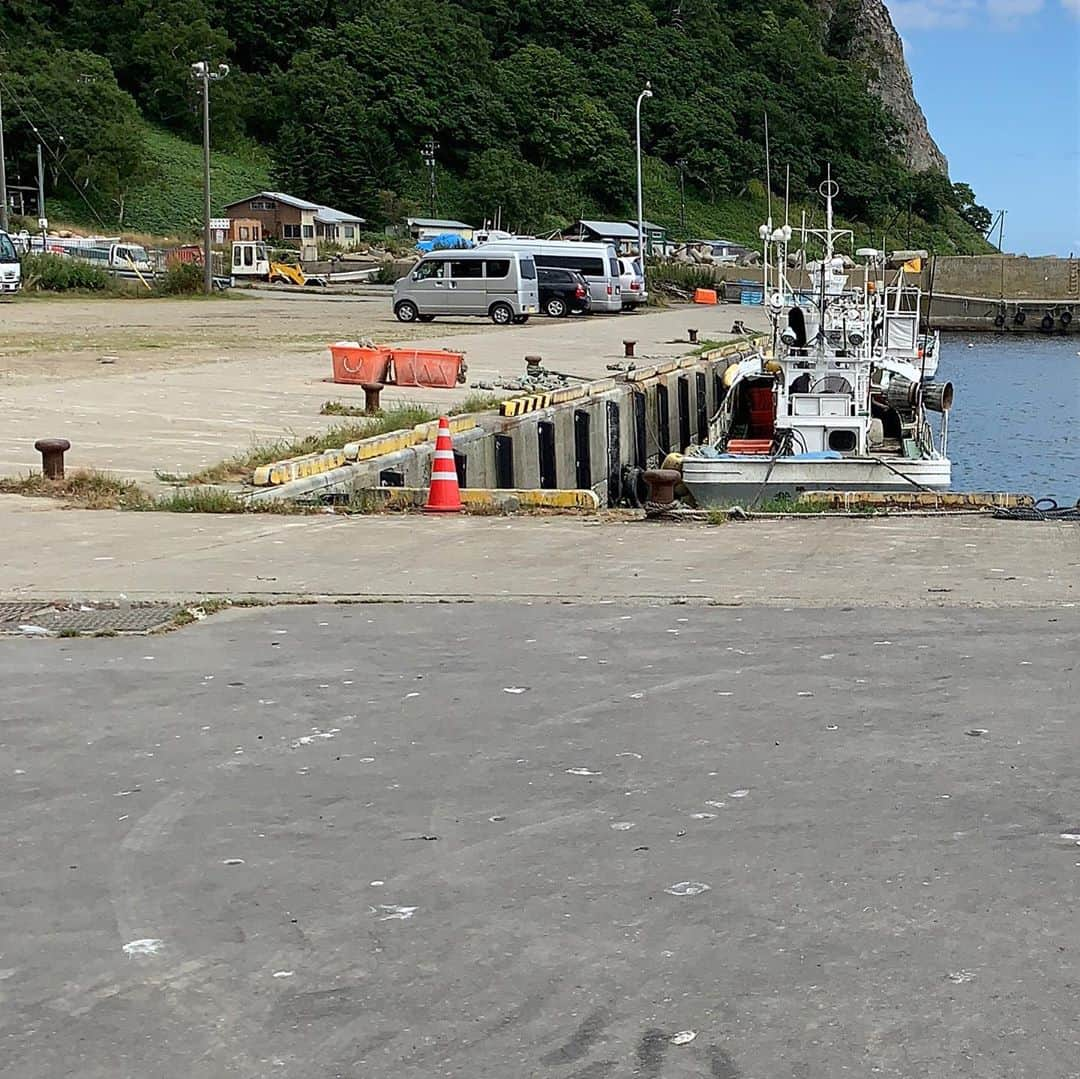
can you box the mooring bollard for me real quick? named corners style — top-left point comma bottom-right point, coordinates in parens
top-left (623, 340), bottom-right (637, 358)
top-left (524, 354), bottom-right (543, 378)
top-left (642, 468), bottom-right (681, 509)
top-left (687, 328), bottom-right (699, 344)
top-left (361, 382), bottom-right (384, 415)
top-left (34, 438), bottom-right (71, 480)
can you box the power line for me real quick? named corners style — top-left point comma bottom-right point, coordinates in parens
top-left (0, 71), bottom-right (110, 229)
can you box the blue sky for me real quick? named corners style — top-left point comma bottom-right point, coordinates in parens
top-left (888, 0), bottom-right (1080, 255)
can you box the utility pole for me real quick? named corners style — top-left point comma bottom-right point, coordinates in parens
top-left (420, 137), bottom-right (439, 219)
top-left (36, 142), bottom-right (46, 244)
top-left (0, 86), bottom-right (8, 233)
top-left (191, 60), bottom-right (229, 295)
top-left (676, 157), bottom-right (687, 235)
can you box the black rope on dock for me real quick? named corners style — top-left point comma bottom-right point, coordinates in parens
top-left (993, 498), bottom-right (1080, 522)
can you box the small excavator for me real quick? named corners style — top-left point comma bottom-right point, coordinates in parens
top-left (229, 241), bottom-right (326, 286)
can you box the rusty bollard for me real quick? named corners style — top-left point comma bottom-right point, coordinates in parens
top-left (524, 354), bottom-right (543, 379)
top-left (361, 382), bottom-right (384, 416)
top-left (642, 468), bottom-right (681, 514)
top-left (34, 438), bottom-right (71, 480)
top-left (623, 340), bottom-right (637, 358)
top-left (687, 328), bottom-right (699, 344)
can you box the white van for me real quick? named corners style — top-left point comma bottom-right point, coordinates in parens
top-left (479, 239), bottom-right (622, 313)
top-left (0, 231), bottom-right (21, 294)
top-left (393, 249), bottom-right (539, 325)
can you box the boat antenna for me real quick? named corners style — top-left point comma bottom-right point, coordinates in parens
top-left (763, 111), bottom-right (773, 229)
top-left (924, 249), bottom-right (938, 336)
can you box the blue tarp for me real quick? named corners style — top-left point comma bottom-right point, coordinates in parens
top-left (416, 233), bottom-right (474, 253)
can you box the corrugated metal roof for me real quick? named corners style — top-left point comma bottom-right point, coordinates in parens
top-left (315, 207), bottom-right (366, 224)
top-left (572, 220), bottom-right (640, 239)
top-left (407, 217), bottom-right (473, 229)
top-left (223, 190), bottom-right (321, 211)
top-left (224, 191), bottom-right (365, 223)
top-left (632, 220), bottom-right (667, 233)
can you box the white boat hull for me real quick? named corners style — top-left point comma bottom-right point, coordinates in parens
top-left (682, 454), bottom-right (951, 507)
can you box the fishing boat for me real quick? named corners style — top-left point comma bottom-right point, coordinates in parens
top-left (680, 177), bottom-right (954, 507)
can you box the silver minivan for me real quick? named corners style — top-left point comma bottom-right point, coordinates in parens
top-left (393, 249), bottom-right (539, 325)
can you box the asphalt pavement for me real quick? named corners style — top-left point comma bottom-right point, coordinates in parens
top-left (2, 602), bottom-right (1078, 1078)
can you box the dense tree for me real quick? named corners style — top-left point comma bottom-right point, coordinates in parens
top-left (0, 0), bottom-right (989, 244)
top-left (952, 182), bottom-right (993, 235)
top-left (0, 49), bottom-right (148, 223)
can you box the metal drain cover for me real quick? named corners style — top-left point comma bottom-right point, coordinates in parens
top-left (0, 603), bottom-right (179, 636)
top-left (0, 603), bottom-right (51, 626)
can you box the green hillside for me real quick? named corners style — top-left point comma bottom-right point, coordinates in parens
top-left (1, 0), bottom-right (994, 253)
top-left (48, 126), bottom-right (271, 238)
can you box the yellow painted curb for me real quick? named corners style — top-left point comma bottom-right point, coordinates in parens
top-left (500, 393), bottom-right (552, 417)
top-left (586, 377), bottom-right (617, 395)
top-left (548, 385), bottom-right (586, 406)
top-left (655, 360), bottom-right (678, 375)
top-left (253, 449), bottom-right (347, 487)
top-left (626, 365), bottom-right (658, 382)
top-left (343, 417), bottom-right (477, 462)
top-left (344, 429), bottom-right (418, 462)
top-left (373, 487), bottom-right (600, 512)
top-left (413, 416), bottom-right (477, 440)
top-left (802, 490), bottom-right (1035, 510)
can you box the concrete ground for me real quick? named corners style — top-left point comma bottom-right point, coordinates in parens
top-left (1, 502), bottom-right (1077, 607)
top-left (2, 601), bottom-right (1079, 1078)
top-left (0, 293), bottom-right (765, 483)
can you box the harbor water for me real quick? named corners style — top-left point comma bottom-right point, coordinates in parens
top-left (941, 333), bottom-right (1080, 501)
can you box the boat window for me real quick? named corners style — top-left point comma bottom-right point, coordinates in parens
top-left (828, 430), bottom-right (857, 453)
top-left (243, 246), bottom-right (254, 267)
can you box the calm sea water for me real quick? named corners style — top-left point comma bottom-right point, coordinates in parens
top-left (941, 332), bottom-right (1080, 501)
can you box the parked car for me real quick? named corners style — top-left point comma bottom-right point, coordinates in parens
top-left (393, 249), bottom-right (539, 325)
top-left (618, 255), bottom-right (647, 308)
top-left (479, 239), bottom-right (622, 312)
top-left (537, 267), bottom-right (591, 317)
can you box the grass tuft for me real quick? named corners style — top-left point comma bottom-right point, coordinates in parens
top-left (0, 469), bottom-right (153, 509)
top-left (152, 488), bottom-right (310, 514)
top-left (191, 410), bottom-right (441, 483)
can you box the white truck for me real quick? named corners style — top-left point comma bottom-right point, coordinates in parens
top-left (0, 230), bottom-right (21, 294)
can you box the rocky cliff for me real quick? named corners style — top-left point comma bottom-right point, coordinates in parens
top-left (821, 0), bottom-right (949, 175)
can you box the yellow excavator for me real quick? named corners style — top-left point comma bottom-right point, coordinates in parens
top-left (230, 242), bottom-right (326, 286)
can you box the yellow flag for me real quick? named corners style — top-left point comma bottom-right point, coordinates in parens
top-left (902, 257), bottom-right (922, 273)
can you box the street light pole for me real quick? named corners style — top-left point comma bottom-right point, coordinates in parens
top-left (635, 82), bottom-right (653, 286)
top-left (191, 60), bottom-right (229, 295)
top-left (0, 86), bottom-right (8, 233)
top-left (420, 137), bottom-right (439, 219)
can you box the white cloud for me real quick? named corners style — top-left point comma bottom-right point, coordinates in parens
top-left (889, 0), bottom-right (977, 30)
top-left (889, 0), bottom-right (1052, 29)
top-left (986, 0), bottom-right (1044, 21)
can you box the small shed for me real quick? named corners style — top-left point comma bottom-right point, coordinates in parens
top-left (406, 217), bottom-right (474, 243)
top-left (562, 220), bottom-right (640, 253)
top-left (630, 219), bottom-right (669, 255)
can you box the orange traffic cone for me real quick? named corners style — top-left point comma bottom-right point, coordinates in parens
top-left (424, 416), bottom-right (463, 513)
